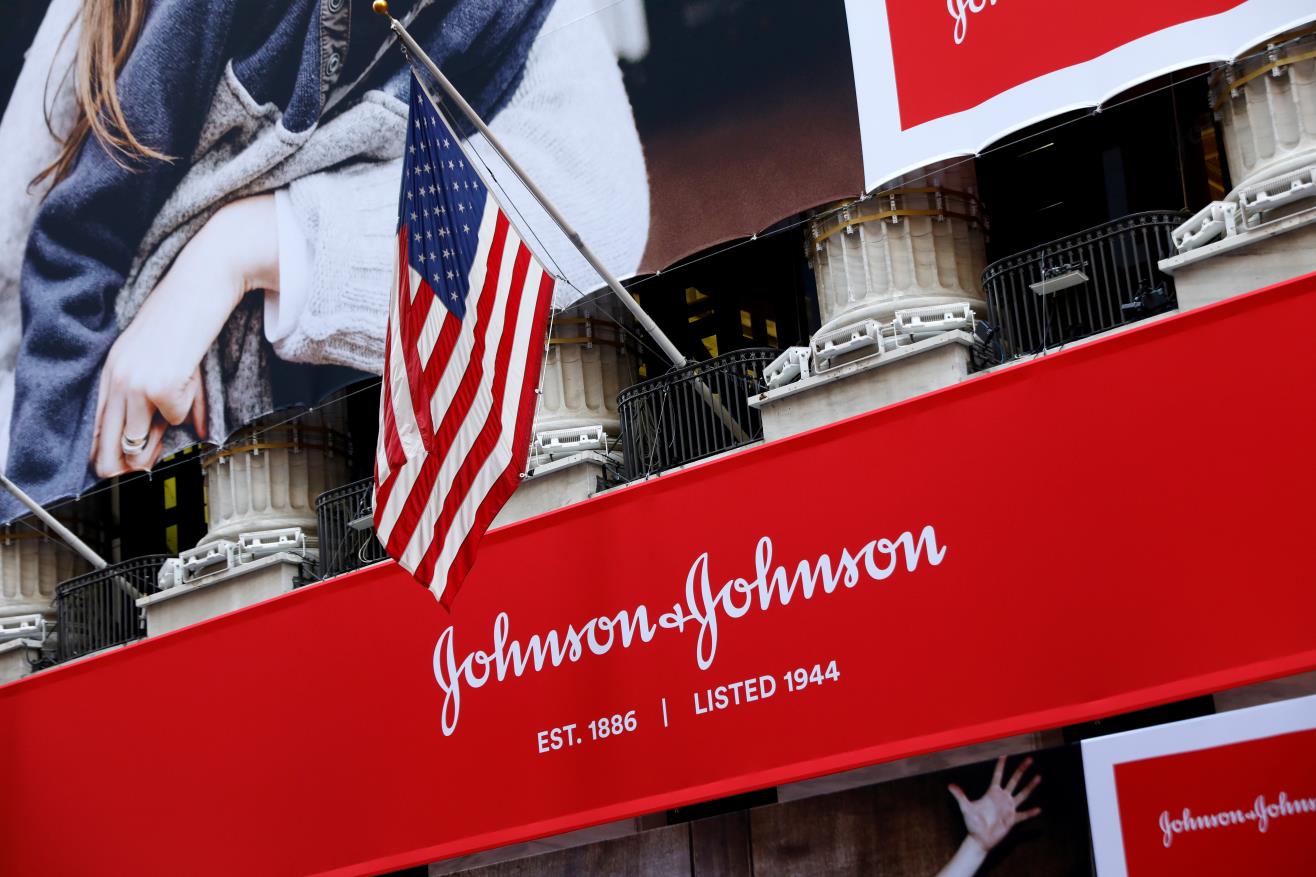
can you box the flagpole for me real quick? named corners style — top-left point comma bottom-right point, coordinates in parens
top-left (373, 1), bottom-right (688, 371)
top-left (0, 473), bottom-right (108, 569)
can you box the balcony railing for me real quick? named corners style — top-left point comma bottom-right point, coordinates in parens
top-left (982, 212), bottom-right (1184, 358)
top-left (315, 478), bottom-right (388, 580)
top-left (618, 348), bottom-right (777, 480)
top-left (55, 555), bottom-right (168, 663)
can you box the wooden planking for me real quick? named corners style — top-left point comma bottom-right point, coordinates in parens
top-left (689, 812), bottom-right (753, 877)
top-left (442, 748), bottom-right (1095, 875)
top-left (443, 824), bottom-right (691, 877)
top-left (750, 748), bottom-right (1093, 876)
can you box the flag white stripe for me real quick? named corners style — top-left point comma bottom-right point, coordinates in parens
top-left (375, 251), bottom-right (403, 486)
top-left (387, 261), bottom-right (423, 463)
top-left (398, 240), bottom-right (527, 571)
top-left (428, 261), bottom-right (545, 589)
top-left (375, 282), bottom-right (427, 543)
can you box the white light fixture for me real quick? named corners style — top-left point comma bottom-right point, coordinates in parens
top-left (764, 347), bottom-right (811, 389)
top-left (893, 302), bottom-right (975, 338)
top-left (533, 424), bottom-right (606, 461)
top-left (179, 540), bottom-right (239, 583)
top-left (1030, 269), bottom-right (1088, 296)
top-left (238, 527), bottom-right (306, 562)
top-left (811, 318), bottom-right (883, 369)
top-left (157, 557), bottom-right (184, 590)
top-left (0, 613), bottom-right (45, 644)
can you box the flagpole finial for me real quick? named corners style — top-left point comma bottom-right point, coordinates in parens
top-left (372, 0), bottom-right (391, 17)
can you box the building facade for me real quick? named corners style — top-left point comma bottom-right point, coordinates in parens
top-left (1, 1), bottom-right (1315, 874)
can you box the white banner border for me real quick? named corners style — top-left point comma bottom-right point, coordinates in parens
top-left (843, 0), bottom-right (1316, 192)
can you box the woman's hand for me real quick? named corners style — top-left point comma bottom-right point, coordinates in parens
top-left (91, 194), bottom-right (279, 476)
top-left (950, 755), bottom-right (1042, 853)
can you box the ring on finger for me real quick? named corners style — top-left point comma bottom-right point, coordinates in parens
top-left (121, 433), bottom-right (149, 456)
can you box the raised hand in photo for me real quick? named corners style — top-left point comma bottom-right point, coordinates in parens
top-left (936, 755), bottom-right (1042, 877)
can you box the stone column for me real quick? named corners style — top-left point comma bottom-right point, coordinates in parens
top-left (200, 410), bottom-right (350, 548)
top-left (759, 162), bottom-right (986, 442)
top-left (807, 160), bottom-right (987, 336)
top-left (1161, 29), bottom-right (1316, 311)
top-left (534, 314), bottom-right (635, 439)
top-left (1215, 28), bottom-right (1316, 192)
top-left (0, 518), bottom-right (92, 620)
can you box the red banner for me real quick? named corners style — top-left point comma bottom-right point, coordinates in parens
top-left (884, 0), bottom-right (1246, 129)
top-left (2, 274), bottom-right (1315, 876)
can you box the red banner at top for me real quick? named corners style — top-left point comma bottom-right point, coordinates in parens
top-left (1, 274), bottom-right (1315, 876)
top-left (884, 0), bottom-right (1247, 129)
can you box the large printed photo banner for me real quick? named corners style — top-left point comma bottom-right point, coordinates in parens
top-left (844, 0), bottom-right (1314, 191)
top-left (1083, 695), bottom-right (1316, 876)
top-left (0, 0), bottom-right (862, 515)
top-left (1, 274), bottom-right (1314, 876)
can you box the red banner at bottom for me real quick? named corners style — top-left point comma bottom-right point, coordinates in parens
top-left (1119, 729), bottom-right (1316, 874)
top-left (1083, 694), bottom-right (1316, 875)
top-left (2, 274), bottom-right (1315, 876)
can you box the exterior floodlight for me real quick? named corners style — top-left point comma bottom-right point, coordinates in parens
top-left (533, 424), bottom-right (607, 461)
top-left (764, 347), bottom-right (811, 390)
top-left (1030, 269), bottom-right (1088, 295)
top-left (0, 613), bottom-right (45, 644)
top-left (811, 318), bottom-right (883, 370)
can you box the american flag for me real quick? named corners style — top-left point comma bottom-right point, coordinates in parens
top-left (374, 74), bottom-right (554, 606)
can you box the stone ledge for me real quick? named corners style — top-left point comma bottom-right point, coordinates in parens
top-left (1158, 205), bottom-right (1316, 313)
top-left (0, 638), bottom-right (43, 685)
top-left (526, 450), bottom-right (621, 480)
top-left (493, 451), bottom-right (623, 528)
top-left (750, 332), bottom-right (975, 443)
top-left (138, 551), bottom-right (308, 637)
top-left (1160, 204), bottom-right (1316, 274)
top-left (750, 331), bottom-right (975, 409)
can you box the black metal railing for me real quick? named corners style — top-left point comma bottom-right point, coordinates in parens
top-left (55, 555), bottom-right (168, 663)
top-left (982, 212), bottom-right (1184, 358)
top-left (618, 348), bottom-right (777, 480)
top-left (316, 478), bottom-right (389, 580)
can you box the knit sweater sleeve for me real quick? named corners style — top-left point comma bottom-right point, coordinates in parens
top-left (269, 0), bottom-right (650, 373)
top-left (271, 158), bottom-right (402, 374)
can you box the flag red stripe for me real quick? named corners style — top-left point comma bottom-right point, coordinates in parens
top-left (378, 314), bottom-right (405, 474)
top-left (395, 233), bottom-right (439, 450)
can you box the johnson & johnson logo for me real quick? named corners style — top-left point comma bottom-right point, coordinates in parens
top-left (431, 525), bottom-right (947, 735)
top-left (947, 0), bottom-right (1001, 45)
top-left (1159, 792), bottom-right (1316, 848)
